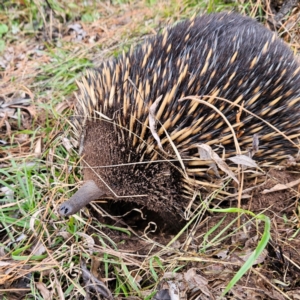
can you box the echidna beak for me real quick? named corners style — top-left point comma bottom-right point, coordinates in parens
top-left (58, 180), bottom-right (104, 217)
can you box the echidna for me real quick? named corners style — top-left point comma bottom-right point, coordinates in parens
top-left (59, 12), bottom-right (300, 222)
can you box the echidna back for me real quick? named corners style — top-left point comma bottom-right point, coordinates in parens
top-left (70, 12), bottom-right (300, 221)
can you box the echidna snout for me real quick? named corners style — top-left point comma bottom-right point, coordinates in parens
top-left (59, 180), bottom-right (104, 216)
top-left (59, 12), bottom-right (300, 221)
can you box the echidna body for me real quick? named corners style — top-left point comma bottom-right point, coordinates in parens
top-left (59, 13), bottom-right (300, 220)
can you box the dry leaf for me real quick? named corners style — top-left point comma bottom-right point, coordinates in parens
top-left (81, 260), bottom-right (113, 300)
top-left (149, 95), bottom-right (163, 150)
top-left (58, 231), bottom-right (72, 240)
top-left (286, 290), bottom-right (300, 299)
top-left (198, 144), bottom-right (220, 177)
top-left (198, 144), bottom-right (239, 184)
top-left (184, 268), bottom-right (212, 298)
top-left (230, 249), bottom-right (268, 265)
top-left (36, 282), bottom-right (52, 300)
top-left (20, 85), bottom-right (34, 101)
top-left (2, 96), bottom-right (31, 107)
top-left (167, 281), bottom-right (179, 300)
top-left (14, 134), bottom-right (29, 143)
top-left (68, 23), bottom-right (87, 41)
top-left (0, 107), bottom-right (15, 118)
top-left (76, 232), bottom-right (95, 254)
top-left (228, 154), bottom-right (258, 168)
top-left (261, 178), bottom-right (300, 194)
top-left (216, 249), bottom-right (229, 259)
top-left (23, 105), bottom-right (36, 117)
top-left (31, 240), bottom-right (46, 256)
top-left (0, 261), bottom-right (12, 267)
top-left (34, 137), bottom-right (42, 157)
top-left (62, 137), bottom-right (73, 152)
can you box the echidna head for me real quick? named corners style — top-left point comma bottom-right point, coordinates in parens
top-left (59, 117), bottom-right (183, 218)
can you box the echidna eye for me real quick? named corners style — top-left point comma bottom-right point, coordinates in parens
top-left (110, 183), bottom-right (117, 189)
